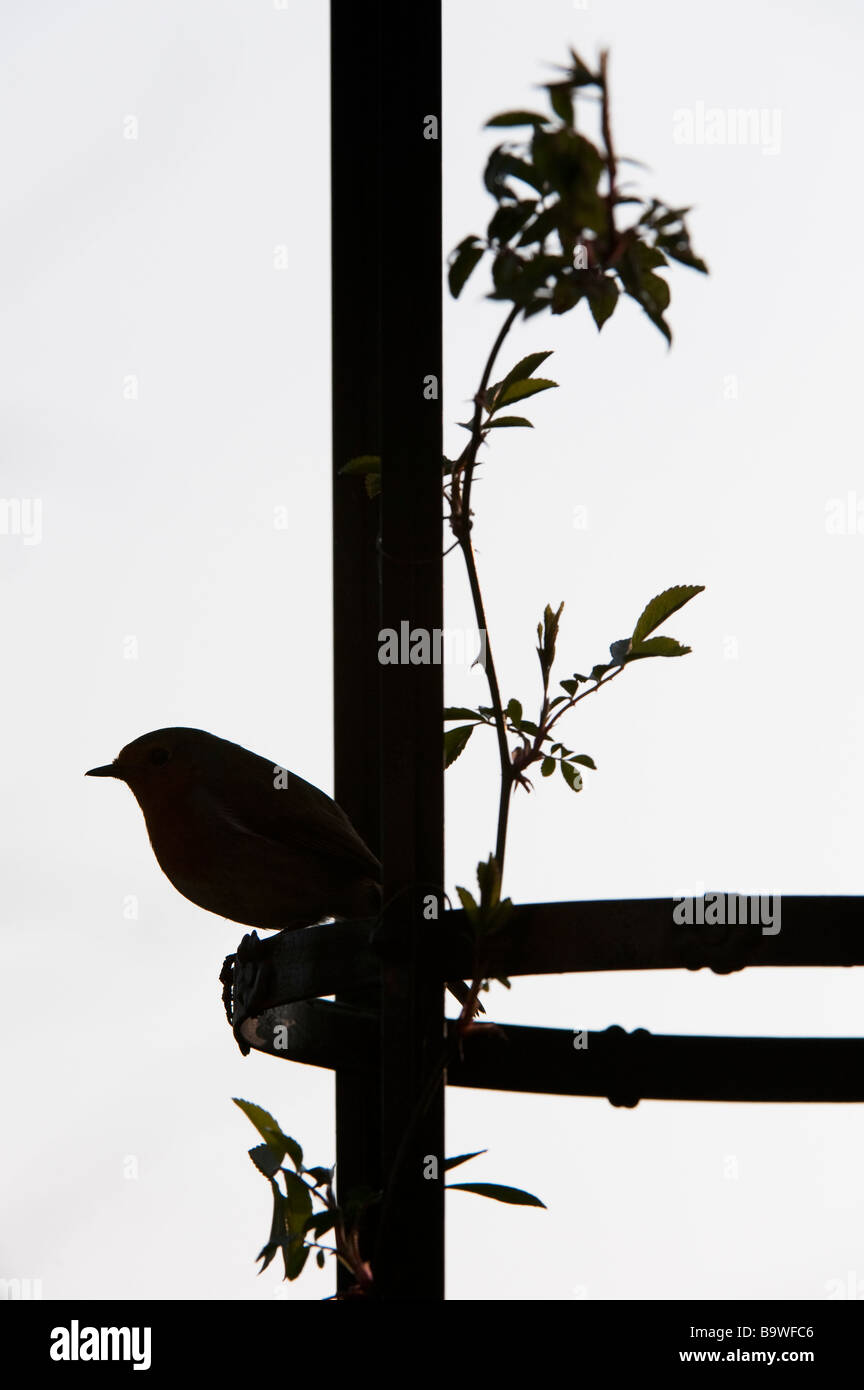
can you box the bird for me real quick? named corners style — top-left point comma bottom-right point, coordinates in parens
top-left (86, 727), bottom-right (477, 1011)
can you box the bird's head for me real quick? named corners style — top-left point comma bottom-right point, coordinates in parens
top-left (86, 727), bottom-right (216, 801)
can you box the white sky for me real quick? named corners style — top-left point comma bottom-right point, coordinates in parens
top-left (2, 0), bottom-right (863, 1301)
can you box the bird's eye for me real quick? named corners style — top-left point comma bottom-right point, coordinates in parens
top-left (148, 747), bottom-right (171, 766)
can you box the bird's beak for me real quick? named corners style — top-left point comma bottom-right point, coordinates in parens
top-left (86, 762), bottom-right (125, 779)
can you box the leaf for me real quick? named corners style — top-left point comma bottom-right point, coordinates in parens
top-left (588, 277), bottom-right (619, 330)
top-left (628, 636), bottom-right (691, 658)
top-left (446, 1182), bottom-right (547, 1208)
top-left (546, 82), bottom-right (574, 126)
top-left (559, 678), bottom-right (580, 695)
top-left (488, 201), bottom-right (537, 245)
top-left (249, 1144), bottom-right (283, 1179)
top-left (634, 243), bottom-right (669, 271)
top-left (541, 757), bottom-right (556, 776)
top-left (448, 237), bottom-right (485, 298)
top-left (560, 761), bottom-right (583, 792)
top-left (494, 377), bottom-right (557, 409)
top-left (233, 1099), bottom-right (302, 1169)
top-left (305, 1166), bottom-right (334, 1187)
top-left (484, 148), bottom-right (545, 197)
top-left (256, 1178), bottom-right (310, 1282)
top-left (443, 1150), bottom-right (487, 1172)
top-left (589, 663), bottom-right (611, 682)
top-left (506, 698), bottom-right (523, 725)
top-left (339, 455), bottom-right (381, 499)
top-left (304, 1211), bottom-right (337, 1239)
top-left (455, 885), bottom-right (478, 919)
top-left (483, 415), bottom-right (534, 429)
top-left (283, 1171), bottom-right (313, 1225)
top-left (284, 1242), bottom-right (309, 1281)
top-left (339, 454), bottom-right (381, 476)
top-left (486, 110), bottom-right (549, 128)
top-left (569, 754), bottom-right (596, 769)
top-left (631, 584), bottom-right (705, 644)
top-left (494, 350), bottom-right (554, 401)
top-left (443, 706), bottom-right (482, 721)
top-left (445, 724), bottom-right (475, 768)
top-left (536, 601), bottom-right (564, 682)
top-left (609, 638), bottom-right (631, 664)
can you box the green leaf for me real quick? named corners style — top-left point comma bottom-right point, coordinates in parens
top-left (494, 377), bottom-right (557, 409)
top-left (589, 663), bottom-right (611, 682)
top-left (256, 1177), bottom-right (311, 1282)
top-left (517, 204), bottom-right (561, 247)
top-left (541, 757), bottom-right (556, 776)
top-left (445, 724), bottom-right (475, 768)
top-left (305, 1166), bottom-right (334, 1187)
top-left (506, 698), bottom-right (523, 725)
top-left (569, 754), bottom-right (596, 769)
top-left (233, 1099), bottom-right (302, 1169)
top-left (446, 1182), bottom-right (547, 1208)
top-left (628, 635), bottom-right (691, 658)
top-left (304, 1211), bottom-right (337, 1239)
top-left (546, 82), bottom-right (574, 126)
top-left (284, 1242), bottom-right (309, 1280)
top-left (339, 454), bottom-right (380, 477)
top-left (443, 706), bottom-right (482, 721)
top-left (658, 232), bottom-right (708, 274)
top-left (634, 243), bottom-right (669, 271)
top-left (484, 148), bottom-right (545, 197)
top-left (483, 415), bottom-right (534, 429)
top-left (588, 277), bottom-right (619, 330)
top-left (631, 584), bottom-right (705, 644)
top-left (486, 110), bottom-right (549, 128)
top-left (443, 1150), bottom-right (487, 1172)
top-left (448, 237), bottom-right (485, 298)
top-left (494, 349), bottom-right (554, 400)
top-left (455, 885), bottom-right (478, 919)
top-left (248, 1144), bottom-right (283, 1179)
top-left (559, 678), bottom-right (580, 695)
top-left (536, 601), bottom-right (564, 681)
top-left (488, 201), bottom-right (537, 245)
top-left (641, 270), bottom-right (670, 311)
top-left (282, 1171), bottom-right (313, 1227)
top-left (560, 761), bottom-right (583, 792)
top-left (339, 455), bottom-right (381, 499)
top-left (609, 638), bottom-right (631, 664)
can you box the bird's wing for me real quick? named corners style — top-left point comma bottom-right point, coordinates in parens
top-left (196, 768), bottom-right (380, 880)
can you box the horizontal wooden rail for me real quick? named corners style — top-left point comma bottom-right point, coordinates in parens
top-left (233, 1002), bottom-right (864, 1104)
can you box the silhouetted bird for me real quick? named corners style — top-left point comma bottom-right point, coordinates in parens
top-left (87, 727), bottom-right (476, 1010)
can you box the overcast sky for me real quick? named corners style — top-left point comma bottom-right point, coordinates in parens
top-left (2, 0), bottom-right (863, 1301)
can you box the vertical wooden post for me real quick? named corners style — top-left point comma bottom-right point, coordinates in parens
top-left (374, 2), bottom-right (445, 1300)
top-left (331, 0), bottom-right (384, 1293)
top-left (331, 0), bottom-right (445, 1299)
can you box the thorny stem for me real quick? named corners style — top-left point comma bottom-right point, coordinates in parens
top-left (598, 50), bottom-right (618, 260)
top-left (449, 302), bottom-right (522, 876)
